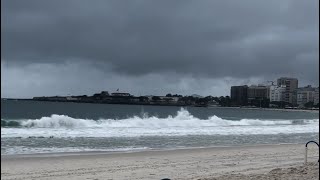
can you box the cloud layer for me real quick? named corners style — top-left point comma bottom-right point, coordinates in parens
top-left (1, 0), bottom-right (319, 98)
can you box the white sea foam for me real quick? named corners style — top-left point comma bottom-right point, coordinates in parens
top-left (2, 147), bottom-right (150, 155)
top-left (1, 108), bottom-right (318, 138)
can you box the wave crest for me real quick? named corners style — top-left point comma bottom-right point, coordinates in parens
top-left (1, 108), bottom-right (317, 129)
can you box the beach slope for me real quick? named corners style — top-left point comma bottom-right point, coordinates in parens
top-left (1, 144), bottom-right (319, 180)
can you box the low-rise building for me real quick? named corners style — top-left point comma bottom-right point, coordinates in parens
top-left (160, 96), bottom-right (179, 102)
top-left (297, 85), bottom-right (316, 107)
top-left (111, 92), bottom-right (131, 97)
top-left (66, 96), bottom-right (78, 101)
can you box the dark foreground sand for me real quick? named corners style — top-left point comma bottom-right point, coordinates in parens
top-left (1, 144), bottom-right (319, 180)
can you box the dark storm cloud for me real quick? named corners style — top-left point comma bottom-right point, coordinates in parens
top-left (1, 0), bottom-right (319, 98)
top-left (2, 0), bottom-right (318, 79)
top-left (1, 60), bottom-right (265, 98)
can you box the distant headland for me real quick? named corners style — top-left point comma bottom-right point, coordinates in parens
top-left (32, 91), bottom-right (214, 107)
top-left (3, 91), bottom-right (222, 107)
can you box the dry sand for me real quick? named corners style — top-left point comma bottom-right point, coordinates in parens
top-left (1, 144), bottom-right (319, 180)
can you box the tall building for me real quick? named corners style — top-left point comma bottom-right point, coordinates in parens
top-left (269, 85), bottom-right (286, 102)
top-left (277, 77), bottom-right (298, 105)
top-left (230, 85), bottom-right (248, 106)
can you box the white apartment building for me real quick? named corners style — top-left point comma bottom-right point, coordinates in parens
top-left (269, 85), bottom-right (286, 102)
top-left (297, 85), bottom-right (315, 106)
top-left (66, 96), bottom-right (78, 101)
top-left (314, 88), bottom-right (319, 105)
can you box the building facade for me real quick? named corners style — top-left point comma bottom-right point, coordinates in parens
top-left (247, 85), bottom-right (269, 107)
top-left (111, 93), bottom-right (131, 97)
top-left (296, 85), bottom-right (316, 107)
top-left (247, 85), bottom-right (268, 100)
top-left (269, 85), bottom-right (286, 102)
top-left (230, 85), bottom-right (248, 106)
top-left (277, 77), bottom-right (298, 105)
top-left (314, 88), bottom-right (319, 105)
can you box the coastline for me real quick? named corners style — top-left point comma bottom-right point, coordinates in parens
top-left (0, 143), bottom-right (305, 158)
top-left (2, 143), bottom-right (319, 180)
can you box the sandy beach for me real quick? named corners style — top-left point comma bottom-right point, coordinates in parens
top-left (1, 143), bottom-right (319, 180)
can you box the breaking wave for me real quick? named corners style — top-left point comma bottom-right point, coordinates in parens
top-left (1, 108), bottom-right (318, 137)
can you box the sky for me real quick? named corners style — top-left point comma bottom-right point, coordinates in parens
top-left (1, 0), bottom-right (319, 98)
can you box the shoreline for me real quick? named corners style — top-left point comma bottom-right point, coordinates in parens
top-left (0, 143), bottom-right (304, 158)
top-left (1, 143), bottom-right (305, 158)
top-left (2, 143), bottom-right (319, 179)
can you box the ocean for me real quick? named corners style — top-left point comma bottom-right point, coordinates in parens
top-left (1, 100), bottom-right (319, 155)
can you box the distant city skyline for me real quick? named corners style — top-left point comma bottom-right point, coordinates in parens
top-left (2, 76), bottom-right (318, 99)
top-left (1, 0), bottom-right (319, 98)
top-left (231, 77), bottom-right (319, 108)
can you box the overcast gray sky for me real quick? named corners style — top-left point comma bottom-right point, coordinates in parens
top-left (1, 0), bottom-right (319, 98)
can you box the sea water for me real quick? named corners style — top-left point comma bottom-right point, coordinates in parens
top-left (1, 100), bottom-right (319, 155)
